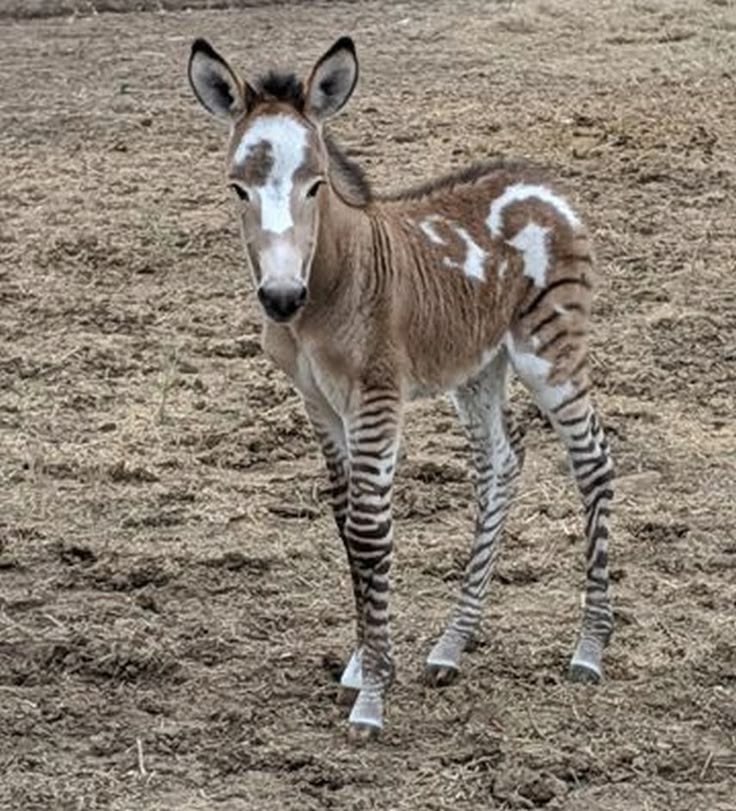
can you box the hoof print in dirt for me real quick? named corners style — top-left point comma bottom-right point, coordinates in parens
top-left (57, 544), bottom-right (97, 566)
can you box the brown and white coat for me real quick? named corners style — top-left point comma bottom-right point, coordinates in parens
top-left (188, 36), bottom-right (614, 741)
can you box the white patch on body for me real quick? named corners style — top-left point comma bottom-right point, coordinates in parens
top-left (505, 333), bottom-right (574, 411)
top-left (234, 115), bottom-right (307, 235)
top-left (419, 216), bottom-right (487, 281)
top-left (419, 215), bottom-right (446, 245)
top-left (486, 183), bottom-right (580, 237)
top-left (497, 258), bottom-right (509, 279)
top-left (452, 226), bottom-right (487, 280)
top-left (508, 222), bottom-right (550, 287)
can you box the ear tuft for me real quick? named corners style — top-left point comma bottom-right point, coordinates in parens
top-left (305, 36), bottom-right (359, 122)
top-left (327, 36), bottom-right (356, 58)
top-left (188, 38), bottom-right (249, 122)
top-left (191, 37), bottom-right (221, 61)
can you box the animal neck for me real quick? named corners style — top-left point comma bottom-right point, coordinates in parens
top-left (303, 186), bottom-right (373, 316)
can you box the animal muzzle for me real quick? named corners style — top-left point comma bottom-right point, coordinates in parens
top-left (257, 283), bottom-right (307, 322)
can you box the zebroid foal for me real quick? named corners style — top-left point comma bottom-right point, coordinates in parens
top-left (188, 36), bottom-right (615, 741)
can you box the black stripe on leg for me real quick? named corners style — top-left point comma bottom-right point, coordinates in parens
top-left (538, 329), bottom-right (587, 357)
top-left (519, 277), bottom-right (592, 319)
top-left (530, 310), bottom-right (561, 336)
top-left (580, 469), bottom-right (614, 498)
top-left (347, 520), bottom-right (392, 541)
top-left (536, 329), bottom-right (569, 354)
top-left (569, 356), bottom-right (589, 380)
top-left (553, 386), bottom-right (590, 414)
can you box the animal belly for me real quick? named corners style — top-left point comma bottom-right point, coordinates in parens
top-left (407, 342), bottom-right (503, 400)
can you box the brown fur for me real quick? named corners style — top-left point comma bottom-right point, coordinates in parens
top-left (261, 152), bottom-right (593, 416)
top-left (238, 139), bottom-right (274, 186)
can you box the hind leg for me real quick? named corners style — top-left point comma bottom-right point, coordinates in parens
top-left (426, 351), bottom-right (524, 685)
top-left (562, 402), bottom-right (614, 681)
top-left (508, 337), bottom-right (614, 681)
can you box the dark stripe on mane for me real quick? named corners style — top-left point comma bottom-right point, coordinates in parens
top-left (379, 158), bottom-right (541, 202)
top-left (255, 70), bottom-right (305, 110)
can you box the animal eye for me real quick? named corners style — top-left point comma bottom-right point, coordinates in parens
top-left (230, 184), bottom-right (250, 202)
top-left (306, 179), bottom-right (324, 199)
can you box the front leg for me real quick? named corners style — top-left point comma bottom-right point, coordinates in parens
top-left (344, 389), bottom-right (402, 742)
top-left (302, 395), bottom-right (365, 696)
top-left (263, 322), bottom-right (366, 694)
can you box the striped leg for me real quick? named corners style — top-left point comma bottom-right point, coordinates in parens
top-left (303, 396), bottom-right (365, 696)
top-left (426, 352), bottom-right (524, 685)
top-left (262, 324), bottom-right (367, 700)
top-left (510, 353), bottom-right (614, 681)
top-left (344, 390), bottom-right (401, 742)
top-left (555, 402), bottom-right (614, 681)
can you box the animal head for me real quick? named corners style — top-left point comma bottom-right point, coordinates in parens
top-left (188, 37), bottom-right (359, 322)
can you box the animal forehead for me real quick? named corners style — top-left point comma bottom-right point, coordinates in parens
top-left (232, 114), bottom-right (318, 183)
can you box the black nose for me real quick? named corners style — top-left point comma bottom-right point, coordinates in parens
top-left (257, 285), bottom-right (307, 321)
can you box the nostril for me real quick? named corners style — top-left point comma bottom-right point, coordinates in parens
top-left (257, 286), bottom-right (305, 321)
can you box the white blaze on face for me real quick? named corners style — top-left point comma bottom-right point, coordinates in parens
top-left (258, 238), bottom-right (302, 287)
top-left (508, 222), bottom-right (550, 287)
top-left (234, 115), bottom-right (308, 235)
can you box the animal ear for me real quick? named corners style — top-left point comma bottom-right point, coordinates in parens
top-left (188, 38), bottom-right (254, 121)
top-left (305, 36), bottom-right (358, 121)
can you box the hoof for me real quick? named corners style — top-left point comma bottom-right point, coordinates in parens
top-left (336, 685), bottom-right (359, 706)
top-left (568, 660), bottom-right (602, 684)
top-left (424, 662), bottom-right (460, 688)
top-left (348, 721), bottom-right (381, 745)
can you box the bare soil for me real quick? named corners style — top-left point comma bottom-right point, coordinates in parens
top-left (1, 0), bottom-right (735, 808)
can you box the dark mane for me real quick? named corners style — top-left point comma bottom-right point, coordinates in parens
top-left (325, 135), bottom-right (373, 207)
top-left (378, 157), bottom-right (543, 202)
top-left (254, 70), bottom-right (305, 110)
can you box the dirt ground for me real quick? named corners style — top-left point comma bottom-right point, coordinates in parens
top-left (1, 0), bottom-right (735, 808)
